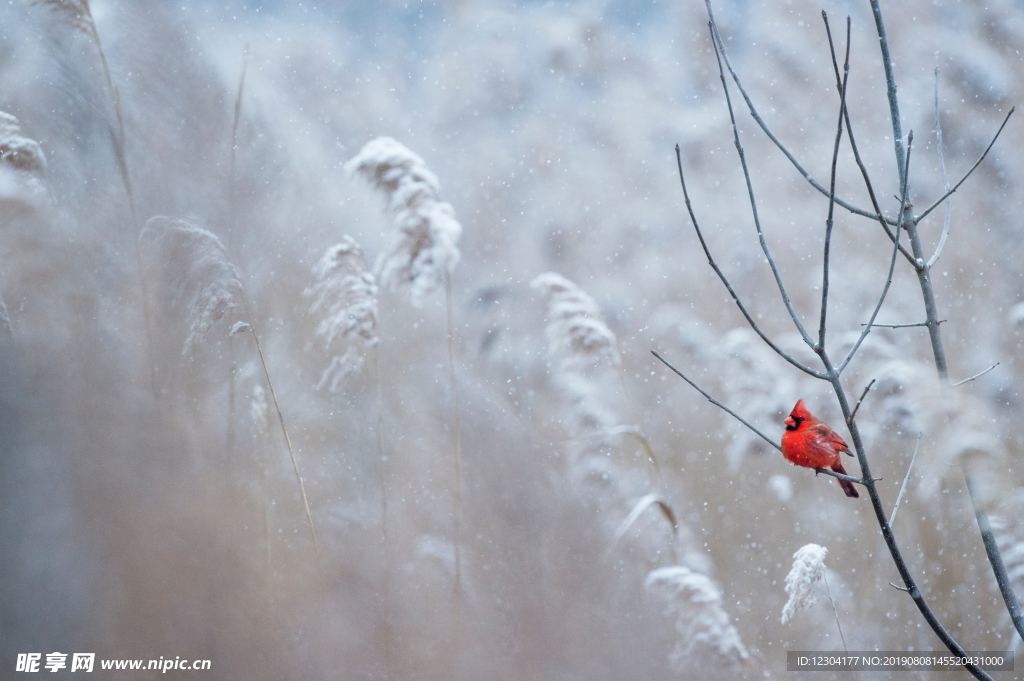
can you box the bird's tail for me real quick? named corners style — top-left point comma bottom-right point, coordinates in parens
top-left (832, 461), bottom-right (860, 498)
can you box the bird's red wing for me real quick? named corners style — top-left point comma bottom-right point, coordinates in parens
top-left (810, 423), bottom-right (850, 454)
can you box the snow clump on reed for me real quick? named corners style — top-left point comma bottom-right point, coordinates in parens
top-left (346, 137), bottom-right (461, 306)
top-left (140, 216), bottom-right (244, 356)
top-left (304, 235), bottom-right (379, 392)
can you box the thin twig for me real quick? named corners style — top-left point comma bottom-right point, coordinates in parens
top-left (819, 11), bottom-right (915, 264)
top-left (701, 1), bottom-right (896, 226)
top-left (861, 320), bottom-right (943, 329)
top-left (869, 1), bottom-right (909, 193)
top-left (952, 362), bottom-right (999, 387)
top-left (817, 16), bottom-right (851, 352)
top-left (650, 351), bottom-right (870, 489)
top-left (674, 9), bottom-right (997, 674)
top-left (674, 146), bottom-right (823, 379)
top-left (707, 21), bottom-right (816, 351)
top-left (651, 351), bottom-right (780, 452)
top-left (871, 0), bottom-right (1021, 651)
top-left (870, 5), bottom-right (1020, 644)
top-left (889, 434), bottom-right (922, 526)
top-left (915, 107), bottom-right (1015, 225)
top-left (927, 69), bottom-right (952, 269)
top-left (836, 132), bottom-right (911, 375)
top-left (820, 342), bottom-right (992, 676)
top-left (850, 378), bottom-right (876, 422)
top-left (814, 467), bottom-right (871, 486)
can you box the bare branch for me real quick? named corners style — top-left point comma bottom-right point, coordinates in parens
top-left (818, 15), bottom-right (851, 351)
top-left (869, 1), bottom-right (909, 193)
top-left (915, 107), bottom-right (1015, 225)
top-left (861, 320), bottom-right (944, 329)
top-left (837, 131), bottom-right (912, 375)
top-left (869, 4), bottom-right (1020, 654)
top-left (706, 22), bottom-right (816, 350)
top-left (952, 362), bottom-right (999, 387)
top-left (674, 146), bottom-right (824, 378)
top-left (674, 6), bottom-right (1002, 675)
top-left (702, 1), bottom-right (896, 226)
top-left (651, 350), bottom-right (781, 452)
top-left (821, 12), bottom-right (916, 265)
top-left (814, 467), bottom-right (870, 487)
top-left (850, 378), bottom-right (876, 422)
top-left (817, 341), bottom-right (995, 679)
top-left (889, 434), bottom-right (922, 526)
top-left (927, 69), bottom-right (952, 269)
top-left (650, 351), bottom-right (870, 491)
top-left (865, 6), bottom-right (998, 674)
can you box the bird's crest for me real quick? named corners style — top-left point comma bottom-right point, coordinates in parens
top-left (790, 399), bottom-right (811, 420)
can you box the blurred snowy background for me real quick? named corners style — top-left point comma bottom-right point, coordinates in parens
top-left (0, 1), bottom-right (1022, 679)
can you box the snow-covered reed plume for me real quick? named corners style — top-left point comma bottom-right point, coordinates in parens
top-left (645, 566), bottom-right (749, 668)
top-left (532, 272), bottom-right (620, 376)
top-left (304, 236), bottom-right (379, 392)
top-left (532, 273), bottom-right (622, 459)
top-left (140, 216), bottom-right (244, 356)
top-left (141, 218), bottom-right (318, 551)
top-left (348, 138), bottom-right (465, 589)
top-left (532, 271), bottom-right (630, 498)
top-left (346, 137), bottom-right (461, 306)
top-left (781, 546), bottom-right (848, 651)
top-left (0, 113), bottom-right (46, 176)
top-left (0, 112), bottom-right (47, 207)
top-left (533, 272), bottom-right (713, 584)
top-left (781, 543), bottom-right (828, 624)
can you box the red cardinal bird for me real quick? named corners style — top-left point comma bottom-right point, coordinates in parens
top-left (781, 400), bottom-right (859, 498)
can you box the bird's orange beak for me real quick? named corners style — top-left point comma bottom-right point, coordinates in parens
top-left (784, 416), bottom-right (795, 428)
